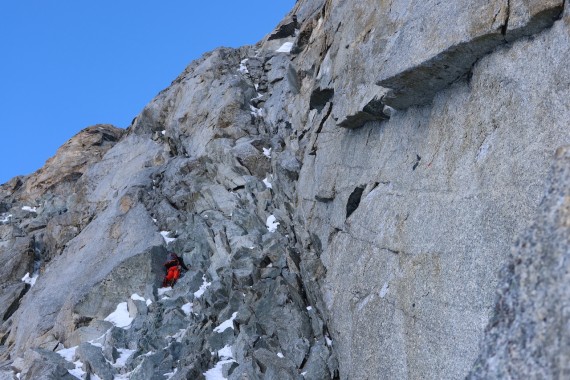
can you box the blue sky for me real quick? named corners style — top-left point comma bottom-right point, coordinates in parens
top-left (0, 1), bottom-right (295, 185)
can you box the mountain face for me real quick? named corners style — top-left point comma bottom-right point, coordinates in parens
top-left (1, 0), bottom-right (570, 379)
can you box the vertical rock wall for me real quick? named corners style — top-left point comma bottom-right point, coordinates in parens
top-left (280, 1), bottom-right (570, 379)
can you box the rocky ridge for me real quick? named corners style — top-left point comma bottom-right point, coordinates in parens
top-left (1, 0), bottom-right (570, 379)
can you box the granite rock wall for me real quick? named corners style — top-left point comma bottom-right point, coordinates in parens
top-left (1, 1), bottom-right (570, 379)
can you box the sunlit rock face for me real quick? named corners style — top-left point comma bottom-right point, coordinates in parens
top-left (1, 1), bottom-right (570, 379)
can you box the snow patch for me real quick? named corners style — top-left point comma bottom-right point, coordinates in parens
top-left (204, 345), bottom-right (235, 380)
top-left (218, 345), bottom-right (233, 359)
top-left (181, 302), bottom-right (193, 316)
top-left (21, 206), bottom-right (37, 213)
top-left (167, 328), bottom-right (187, 342)
top-left (113, 348), bottom-right (136, 368)
top-left (56, 346), bottom-right (88, 380)
top-left (130, 293), bottom-right (145, 302)
top-left (238, 59), bottom-right (249, 74)
top-left (306, 306), bottom-right (313, 311)
top-left (214, 312), bottom-right (238, 333)
top-left (263, 177), bottom-right (272, 189)
top-left (68, 361), bottom-right (87, 379)
top-left (158, 287), bottom-right (172, 296)
top-left (131, 293), bottom-right (152, 306)
top-left (164, 368), bottom-right (178, 379)
top-left (476, 131), bottom-right (497, 162)
top-left (276, 42), bottom-right (293, 53)
top-left (194, 275), bottom-right (211, 298)
top-left (21, 272), bottom-right (38, 286)
top-left (379, 282), bottom-right (390, 298)
top-left (160, 231), bottom-right (176, 244)
top-left (250, 104), bottom-right (263, 118)
top-left (262, 147), bottom-right (272, 158)
top-left (325, 335), bottom-right (333, 347)
top-left (104, 302), bottom-right (133, 329)
top-left (203, 359), bottom-right (236, 380)
top-left (57, 345), bottom-right (77, 362)
top-left (0, 214), bottom-right (12, 223)
top-left (266, 215), bottom-right (279, 233)
top-left (277, 352), bottom-right (284, 358)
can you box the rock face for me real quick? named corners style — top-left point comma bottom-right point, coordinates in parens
top-left (23, 124), bottom-right (124, 201)
top-left (467, 146), bottom-right (570, 379)
top-left (0, 125), bottom-right (126, 349)
top-left (376, 0), bottom-right (564, 109)
top-left (1, 0), bottom-right (570, 379)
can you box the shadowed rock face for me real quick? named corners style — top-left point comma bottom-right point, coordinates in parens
top-left (466, 145), bottom-right (570, 379)
top-left (268, 15), bottom-right (299, 41)
top-left (1, 0), bottom-right (570, 379)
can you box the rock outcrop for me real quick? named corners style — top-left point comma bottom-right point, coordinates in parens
top-left (377, 0), bottom-right (565, 109)
top-left (1, 0), bottom-right (570, 379)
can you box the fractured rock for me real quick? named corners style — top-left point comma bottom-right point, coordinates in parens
top-left (268, 15), bottom-right (299, 41)
top-left (76, 342), bottom-right (115, 380)
top-left (377, 0), bottom-right (564, 109)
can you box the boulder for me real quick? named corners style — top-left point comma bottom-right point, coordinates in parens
top-left (76, 343), bottom-right (115, 380)
top-left (17, 349), bottom-right (75, 380)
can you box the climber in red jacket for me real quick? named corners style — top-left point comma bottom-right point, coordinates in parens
top-left (162, 251), bottom-right (189, 288)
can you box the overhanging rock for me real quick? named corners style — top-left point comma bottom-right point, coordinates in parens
top-left (377, 0), bottom-right (564, 109)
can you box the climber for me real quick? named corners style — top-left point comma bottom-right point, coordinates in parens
top-left (162, 251), bottom-right (189, 288)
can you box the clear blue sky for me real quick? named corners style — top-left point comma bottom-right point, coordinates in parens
top-left (0, 1), bottom-right (295, 185)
